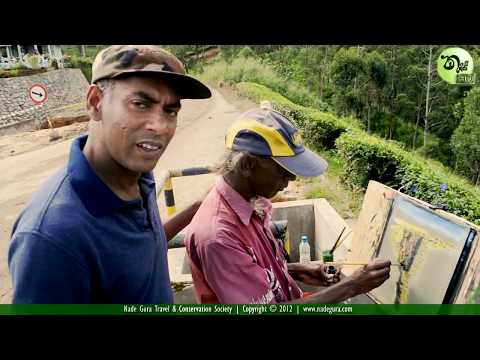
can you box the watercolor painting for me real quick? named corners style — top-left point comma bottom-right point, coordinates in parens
top-left (370, 197), bottom-right (471, 304)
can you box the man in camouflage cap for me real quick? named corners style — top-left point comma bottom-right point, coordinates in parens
top-left (91, 45), bottom-right (211, 98)
top-left (9, 45), bottom-right (211, 303)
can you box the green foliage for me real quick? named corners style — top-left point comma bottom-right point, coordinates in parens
top-left (50, 58), bottom-right (59, 70)
top-left (330, 48), bottom-right (389, 133)
top-left (301, 108), bottom-right (351, 149)
top-left (366, 51), bottom-right (388, 88)
top-left (235, 82), bottom-right (361, 149)
top-left (162, 45), bottom-right (217, 71)
top-left (10, 62), bottom-right (26, 70)
top-left (218, 45), bottom-right (243, 62)
top-left (331, 48), bottom-right (366, 88)
top-left (198, 57), bottom-right (278, 89)
top-left (336, 131), bottom-right (480, 224)
top-left (61, 45), bottom-right (106, 59)
top-left (0, 68), bottom-right (47, 78)
top-left (415, 138), bottom-right (455, 167)
top-left (237, 46), bottom-right (256, 58)
top-left (235, 82), bottom-right (296, 107)
top-left (262, 46), bottom-right (337, 102)
top-left (0, 69), bottom-right (16, 78)
top-left (24, 54), bottom-right (40, 70)
top-left (197, 57), bottom-right (329, 111)
top-left (304, 149), bottom-right (365, 218)
top-left (336, 132), bottom-right (405, 188)
top-left (451, 86), bottom-right (480, 184)
top-left (65, 55), bottom-right (93, 82)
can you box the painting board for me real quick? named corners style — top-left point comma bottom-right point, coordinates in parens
top-left (349, 181), bottom-right (479, 304)
top-left (370, 197), bottom-right (471, 303)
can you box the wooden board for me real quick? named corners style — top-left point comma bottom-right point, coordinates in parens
top-left (344, 181), bottom-right (395, 276)
top-left (455, 236), bottom-right (480, 303)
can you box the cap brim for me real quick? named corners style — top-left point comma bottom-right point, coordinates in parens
top-left (272, 148), bottom-right (328, 177)
top-left (112, 70), bottom-right (212, 99)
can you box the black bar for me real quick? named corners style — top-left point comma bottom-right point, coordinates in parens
top-left (443, 229), bottom-right (477, 304)
top-left (164, 190), bottom-right (175, 207)
top-left (180, 167), bottom-right (211, 176)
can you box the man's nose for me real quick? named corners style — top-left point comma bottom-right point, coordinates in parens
top-left (145, 113), bottom-right (176, 133)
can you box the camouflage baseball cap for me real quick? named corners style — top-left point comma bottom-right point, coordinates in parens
top-left (91, 45), bottom-right (211, 99)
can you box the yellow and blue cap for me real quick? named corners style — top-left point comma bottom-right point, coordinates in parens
top-left (225, 108), bottom-right (328, 177)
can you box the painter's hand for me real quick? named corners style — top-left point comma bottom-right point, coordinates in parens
top-left (292, 263), bottom-right (341, 287)
top-left (345, 259), bottom-right (391, 296)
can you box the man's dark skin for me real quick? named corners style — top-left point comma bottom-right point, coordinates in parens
top-left (84, 73), bottom-right (200, 241)
top-left (223, 153), bottom-right (391, 304)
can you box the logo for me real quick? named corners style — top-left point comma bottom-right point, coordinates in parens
top-left (437, 48), bottom-right (475, 85)
top-left (292, 131), bottom-right (303, 146)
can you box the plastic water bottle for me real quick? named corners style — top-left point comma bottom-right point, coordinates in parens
top-left (299, 235), bottom-right (311, 263)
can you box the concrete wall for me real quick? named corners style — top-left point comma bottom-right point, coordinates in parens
top-left (272, 202), bottom-right (315, 262)
top-left (272, 199), bottom-right (352, 263)
top-left (0, 69), bottom-right (88, 134)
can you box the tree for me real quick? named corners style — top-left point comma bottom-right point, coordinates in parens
top-left (363, 51), bottom-right (388, 133)
top-left (262, 45), bottom-right (340, 103)
top-left (330, 48), bottom-right (388, 133)
top-left (417, 46), bottom-right (469, 148)
top-left (401, 46), bottom-right (445, 148)
top-left (451, 86), bottom-right (480, 185)
top-left (374, 46), bottom-right (421, 143)
top-left (330, 47), bottom-right (366, 117)
top-left (423, 46), bottom-right (434, 147)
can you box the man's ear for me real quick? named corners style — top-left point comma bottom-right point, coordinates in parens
top-left (86, 84), bottom-right (103, 122)
top-left (238, 154), bottom-right (256, 178)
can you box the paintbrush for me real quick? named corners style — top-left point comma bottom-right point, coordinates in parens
top-left (310, 260), bottom-right (403, 267)
top-left (326, 261), bottom-right (403, 267)
top-left (330, 226), bottom-right (347, 253)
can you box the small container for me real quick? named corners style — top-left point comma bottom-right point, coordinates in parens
top-left (299, 235), bottom-right (311, 263)
top-left (322, 250), bottom-right (337, 275)
top-left (322, 250), bottom-right (334, 263)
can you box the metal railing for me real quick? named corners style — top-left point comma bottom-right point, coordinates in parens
top-left (157, 166), bottom-right (216, 215)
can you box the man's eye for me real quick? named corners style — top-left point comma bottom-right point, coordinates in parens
top-left (166, 109), bottom-right (179, 117)
top-left (132, 100), bottom-right (148, 109)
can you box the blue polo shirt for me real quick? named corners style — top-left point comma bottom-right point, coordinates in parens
top-left (8, 134), bottom-right (173, 304)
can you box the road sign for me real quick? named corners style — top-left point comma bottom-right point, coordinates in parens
top-left (28, 83), bottom-right (48, 105)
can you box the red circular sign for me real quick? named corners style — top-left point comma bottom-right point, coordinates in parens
top-left (28, 83), bottom-right (48, 105)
